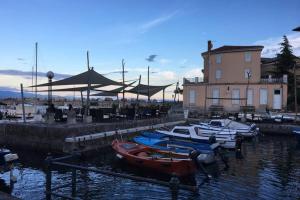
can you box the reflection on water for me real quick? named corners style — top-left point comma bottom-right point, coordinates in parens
top-left (0, 135), bottom-right (299, 200)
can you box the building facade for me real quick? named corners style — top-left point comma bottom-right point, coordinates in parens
top-left (183, 42), bottom-right (288, 112)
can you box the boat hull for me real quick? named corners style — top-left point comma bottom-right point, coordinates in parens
top-left (112, 140), bottom-right (197, 177)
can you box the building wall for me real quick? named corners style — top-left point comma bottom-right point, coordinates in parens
top-left (203, 51), bottom-right (262, 84)
top-left (183, 83), bottom-right (287, 112)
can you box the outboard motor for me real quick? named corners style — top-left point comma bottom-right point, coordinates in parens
top-left (208, 135), bottom-right (217, 144)
top-left (189, 150), bottom-right (212, 179)
top-left (190, 150), bottom-right (215, 165)
top-left (235, 136), bottom-right (243, 159)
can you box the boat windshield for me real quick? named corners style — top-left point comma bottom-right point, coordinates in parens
top-left (173, 128), bottom-right (190, 135)
top-left (210, 121), bottom-right (223, 127)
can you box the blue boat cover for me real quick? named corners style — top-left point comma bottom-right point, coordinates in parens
top-left (133, 135), bottom-right (213, 154)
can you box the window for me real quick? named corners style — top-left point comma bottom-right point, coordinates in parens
top-left (274, 89), bottom-right (281, 95)
top-left (215, 69), bottom-right (222, 79)
top-left (212, 88), bottom-right (220, 104)
top-left (232, 89), bottom-right (240, 105)
top-left (245, 52), bottom-right (251, 62)
top-left (259, 88), bottom-right (268, 105)
top-left (244, 69), bottom-right (251, 79)
top-left (189, 90), bottom-right (195, 104)
top-left (209, 121), bottom-right (223, 127)
top-left (215, 54), bottom-right (222, 64)
top-left (173, 129), bottom-right (190, 135)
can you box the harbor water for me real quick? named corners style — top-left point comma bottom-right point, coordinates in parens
top-left (0, 134), bottom-right (299, 200)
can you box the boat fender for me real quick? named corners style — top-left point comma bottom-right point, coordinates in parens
top-left (4, 153), bottom-right (18, 162)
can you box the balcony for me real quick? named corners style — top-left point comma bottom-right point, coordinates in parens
top-left (183, 77), bottom-right (204, 84)
top-left (260, 75), bottom-right (288, 84)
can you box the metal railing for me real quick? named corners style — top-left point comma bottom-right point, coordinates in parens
top-left (183, 77), bottom-right (204, 84)
top-left (260, 77), bottom-right (285, 83)
top-left (44, 153), bottom-right (198, 200)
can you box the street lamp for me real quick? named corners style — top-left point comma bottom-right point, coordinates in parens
top-left (46, 71), bottom-right (54, 106)
top-left (245, 71), bottom-right (252, 106)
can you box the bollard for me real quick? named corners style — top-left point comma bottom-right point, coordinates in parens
top-left (169, 174), bottom-right (180, 200)
top-left (71, 168), bottom-right (77, 197)
top-left (45, 154), bottom-right (53, 200)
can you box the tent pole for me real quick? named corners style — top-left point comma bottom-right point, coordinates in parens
top-left (85, 51), bottom-right (91, 118)
top-left (137, 75), bottom-right (141, 101)
top-left (134, 75), bottom-right (141, 121)
top-left (80, 91), bottom-right (84, 107)
top-left (148, 66), bottom-right (150, 102)
top-left (122, 59), bottom-right (125, 107)
top-left (163, 88), bottom-right (165, 104)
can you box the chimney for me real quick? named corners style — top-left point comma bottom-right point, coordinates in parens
top-left (208, 40), bottom-right (213, 52)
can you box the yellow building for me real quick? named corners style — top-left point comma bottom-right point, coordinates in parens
top-left (183, 41), bottom-right (288, 112)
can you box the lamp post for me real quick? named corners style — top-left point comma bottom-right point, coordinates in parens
top-left (245, 71), bottom-right (251, 106)
top-left (243, 71), bottom-right (251, 121)
top-left (293, 26), bottom-right (299, 121)
top-left (46, 71), bottom-right (54, 107)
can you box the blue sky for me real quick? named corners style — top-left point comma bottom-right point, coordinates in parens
top-left (0, 0), bottom-right (300, 99)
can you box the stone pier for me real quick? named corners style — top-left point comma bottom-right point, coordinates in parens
top-left (0, 115), bottom-right (184, 153)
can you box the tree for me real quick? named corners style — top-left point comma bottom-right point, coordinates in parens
top-left (276, 35), bottom-right (296, 109)
top-left (276, 35), bottom-right (295, 75)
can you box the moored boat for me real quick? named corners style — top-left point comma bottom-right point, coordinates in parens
top-left (194, 119), bottom-right (259, 137)
top-left (154, 125), bottom-right (237, 149)
top-left (133, 136), bottom-right (218, 164)
top-left (112, 140), bottom-right (197, 177)
top-left (0, 148), bottom-right (18, 173)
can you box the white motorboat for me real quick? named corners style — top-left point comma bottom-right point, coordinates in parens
top-left (156, 125), bottom-right (237, 149)
top-left (194, 119), bottom-right (259, 137)
top-left (0, 148), bottom-right (18, 173)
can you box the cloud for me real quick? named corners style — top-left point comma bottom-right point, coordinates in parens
top-left (254, 33), bottom-right (300, 57)
top-left (0, 69), bottom-right (71, 80)
top-left (158, 71), bottom-right (176, 80)
top-left (139, 11), bottom-right (178, 33)
top-left (146, 55), bottom-right (157, 62)
top-left (111, 10), bottom-right (179, 46)
top-left (159, 58), bottom-right (172, 65)
top-left (184, 68), bottom-right (203, 78)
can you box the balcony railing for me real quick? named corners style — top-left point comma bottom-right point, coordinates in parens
top-left (183, 77), bottom-right (204, 84)
top-left (261, 75), bottom-right (288, 84)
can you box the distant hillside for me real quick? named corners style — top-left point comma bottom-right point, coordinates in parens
top-left (0, 90), bottom-right (47, 99)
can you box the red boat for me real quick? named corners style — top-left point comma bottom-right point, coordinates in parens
top-left (112, 140), bottom-right (197, 177)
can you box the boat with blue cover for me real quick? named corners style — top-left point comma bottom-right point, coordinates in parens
top-left (133, 135), bottom-right (219, 164)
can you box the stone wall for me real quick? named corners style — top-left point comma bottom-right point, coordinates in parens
top-left (0, 115), bottom-right (183, 153)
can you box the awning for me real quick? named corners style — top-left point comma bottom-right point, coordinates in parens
top-left (91, 91), bottom-right (118, 97)
top-left (30, 68), bottom-right (123, 87)
top-left (126, 84), bottom-right (172, 97)
top-left (37, 84), bottom-right (108, 92)
top-left (293, 26), bottom-right (300, 31)
top-left (94, 81), bottom-right (136, 93)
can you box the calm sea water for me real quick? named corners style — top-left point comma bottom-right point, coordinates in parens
top-left (0, 134), bottom-right (300, 200)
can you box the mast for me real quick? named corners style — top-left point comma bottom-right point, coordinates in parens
top-left (85, 51), bottom-right (91, 117)
top-left (35, 42), bottom-right (38, 102)
top-left (32, 65), bottom-right (34, 94)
